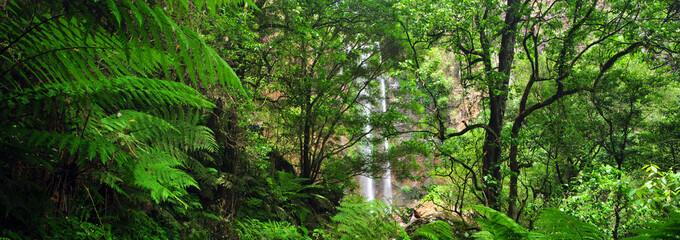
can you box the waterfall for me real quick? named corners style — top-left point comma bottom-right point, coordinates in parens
top-left (357, 76), bottom-right (392, 203)
top-left (380, 76), bottom-right (392, 204)
top-left (358, 79), bottom-right (375, 201)
top-left (355, 46), bottom-right (391, 203)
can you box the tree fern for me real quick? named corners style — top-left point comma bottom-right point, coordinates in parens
top-left (625, 211), bottom-right (680, 240)
top-left (236, 219), bottom-right (309, 240)
top-left (470, 206), bottom-right (611, 240)
top-left (1, 0), bottom-right (243, 212)
top-left (410, 220), bottom-right (455, 240)
top-left (97, 109), bottom-right (217, 207)
top-left (1, 0), bottom-right (244, 93)
top-left (535, 208), bottom-right (608, 240)
top-left (1, 127), bottom-right (123, 165)
top-left (3, 107), bottom-right (217, 208)
top-left (469, 205), bottom-right (540, 240)
top-left (132, 150), bottom-right (198, 208)
top-left (331, 201), bottom-right (409, 239)
top-left (0, 0), bottom-right (248, 238)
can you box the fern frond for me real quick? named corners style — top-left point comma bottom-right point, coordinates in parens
top-left (535, 208), bottom-right (608, 240)
top-left (236, 219), bottom-right (306, 240)
top-left (332, 201), bottom-right (406, 239)
top-left (0, 0), bottom-right (236, 214)
top-left (101, 110), bottom-right (178, 141)
top-left (469, 205), bottom-right (535, 240)
top-left (3, 7), bottom-right (132, 86)
top-left (184, 156), bottom-right (217, 186)
top-left (1, 1), bottom-right (244, 94)
top-left (112, 0), bottom-right (243, 91)
top-left (472, 231), bottom-right (496, 240)
top-left (132, 150), bottom-right (198, 208)
top-left (149, 107), bottom-right (218, 154)
top-left (144, 0), bottom-right (260, 19)
top-left (626, 211), bottom-right (680, 240)
top-left (96, 171), bottom-right (128, 198)
top-left (0, 127), bottom-right (125, 165)
top-left (99, 108), bottom-right (217, 161)
top-left (410, 220), bottom-right (455, 240)
top-left (2, 77), bottom-right (215, 115)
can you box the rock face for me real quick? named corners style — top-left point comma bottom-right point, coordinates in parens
top-left (387, 49), bottom-right (483, 207)
top-left (391, 49), bottom-right (483, 239)
top-left (355, 48), bottom-right (484, 218)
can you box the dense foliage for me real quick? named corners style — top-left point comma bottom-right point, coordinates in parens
top-left (1, 0), bottom-right (680, 239)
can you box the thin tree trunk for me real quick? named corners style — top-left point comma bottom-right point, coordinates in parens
top-left (477, 7), bottom-right (503, 210)
top-left (482, 102), bottom-right (504, 210)
top-left (300, 90), bottom-right (313, 181)
top-left (501, 0), bottom-right (521, 218)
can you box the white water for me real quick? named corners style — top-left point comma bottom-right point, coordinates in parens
top-left (358, 77), bottom-right (375, 201)
top-left (357, 76), bottom-right (393, 203)
top-left (355, 46), bottom-right (392, 203)
top-left (379, 76), bottom-right (392, 204)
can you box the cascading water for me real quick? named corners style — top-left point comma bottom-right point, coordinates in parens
top-left (358, 78), bottom-right (375, 201)
top-left (379, 76), bottom-right (392, 204)
top-left (356, 45), bottom-right (392, 203)
top-left (358, 138), bottom-right (375, 201)
top-left (357, 75), bottom-right (392, 203)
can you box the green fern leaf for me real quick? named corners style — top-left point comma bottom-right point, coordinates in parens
top-left (470, 205), bottom-right (535, 240)
top-left (332, 201), bottom-right (406, 239)
top-left (2, 1), bottom-right (244, 95)
top-left (410, 220), bottom-right (455, 240)
top-left (625, 211), bottom-right (680, 240)
top-left (1, 127), bottom-right (121, 164)
top-left (535, 208), bottom-right (608, 240)
top-left (133, 150), bottom-right (198, 208)
top-left (1, 0), bottom-right (243, 216)
top-left (104, 0), bottom-right (121, 27)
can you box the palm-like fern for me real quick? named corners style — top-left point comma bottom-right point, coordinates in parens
top-left (99, 109), bottom-right (216, 206)
top-left (1, 0), bottom-right (243, 91)
top-left (410, 220), bottom-right (455, 240)
top-left (625, 211), bottom-right (680, 240)
top-left (470, 205), bottom-right (536, 240)
top-left (535, 208), bottom-right (608, 240)
top-left (0, 0), bottom-right (245, 219)
top-left (1, 77), bottom-right (219, 206)
top-left (470, 205), bottom-right (610, 240)
top-left (236, 219), bottom-right (309, 240)
top-left (331, 201), bottom-right (409, 239)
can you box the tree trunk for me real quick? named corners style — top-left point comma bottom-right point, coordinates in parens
top-left (482, 96), bottom-right (504, 210)
top-left (480, 0), bottom-right (520, 211)
top-left (300, 89), bottom-right (313, 182)
top-left (501, 0), bottom-right (520, 218)
top-left (508, 123), bottom-right (522, 219)
top-left (476, 7), bottom-right (503, 210)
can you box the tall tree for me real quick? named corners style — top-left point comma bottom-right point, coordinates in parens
top-left (246, 0), bottom-right (404, 184)
top-left (396, 0), bottom-right (680, 219)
